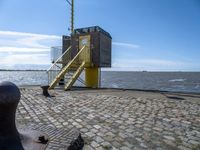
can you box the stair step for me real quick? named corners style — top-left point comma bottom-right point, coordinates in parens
top-left (69, 69), bottom-right (78, 72)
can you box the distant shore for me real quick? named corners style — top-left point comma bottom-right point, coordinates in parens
top-left (0, 69), bottom-right (47, 71)
top-left (0, 69), bottom-right (199, 73)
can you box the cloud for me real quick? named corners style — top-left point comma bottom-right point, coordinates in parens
top-left (0, 30), bottom-right (61, 65)
top-left (0, 30), bottom-right (60, 39)
top-left (1, 54), bottom-right (50, 65)
top-left (0, 30), bottom-right (61, 49)
top-left (112, 42), bottom-right (140, 49)
top-left (0, 47), bottom-right (49, 52)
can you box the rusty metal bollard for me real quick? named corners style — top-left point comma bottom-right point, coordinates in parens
top-left (0, 81), bottom-right (24, 150)
top-left (0, 81), bottom-right (49, 150)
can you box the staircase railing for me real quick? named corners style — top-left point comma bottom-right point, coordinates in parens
top-left (49, 45), bottom-right (89, 89)
top-left (47, 46), bottom-right (72, 84)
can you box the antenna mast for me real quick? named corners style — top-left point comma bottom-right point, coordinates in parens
top-left (66, 0), bottom-right (74, 33)
top-left (71, 0), bottom-right (74, 33)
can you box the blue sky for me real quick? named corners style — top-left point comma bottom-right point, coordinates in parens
top-left (0, 0), bottom-right (200, 71)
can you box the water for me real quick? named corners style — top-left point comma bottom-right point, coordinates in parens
top-left (101, 71), bottom-right (200, 93)
top-left (0, 71), bottom-right (200, 93)
top-left (0, 71), bottom-right (48, 86)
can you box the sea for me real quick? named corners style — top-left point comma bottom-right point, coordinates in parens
top-left (0, 70), bottom-right (200, 93)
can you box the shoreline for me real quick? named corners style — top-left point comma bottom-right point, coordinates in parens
top-left (0, 69), bottom-right (47, 71)
top-left (0, 69), bottom-right (200, 73)
top-left (19, 85), bottom-right (200, 95)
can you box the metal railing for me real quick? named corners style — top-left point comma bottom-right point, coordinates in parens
top-left (47, 46), bottom-right (72, 84)
top-left (47, 43), bottom-right (92, 89)
top-left (51, 46), bottom-right (62, 63)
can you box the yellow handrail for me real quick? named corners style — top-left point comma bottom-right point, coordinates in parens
top-left (47, 46), bottom-right (72, 72)
top-left (59, 45), bottom-right (86, 73)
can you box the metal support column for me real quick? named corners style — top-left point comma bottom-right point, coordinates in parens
top-left (85, 67), bottom-right (100, 88)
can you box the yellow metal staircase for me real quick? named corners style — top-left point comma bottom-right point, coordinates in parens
top-left (64, 61), bottom-right (86, 90)
top-left (47, 45), bottom-right (90, 90)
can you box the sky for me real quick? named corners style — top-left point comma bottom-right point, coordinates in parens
top-left (0, 0), bottom-right (200, 71)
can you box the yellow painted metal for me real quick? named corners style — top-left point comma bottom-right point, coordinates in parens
top-left (79, 35), bottom-right (91, 65)
top-left (47, 46), bottom-right (71, 71)
top-left (49, 29), bottom-right (101, 90)
top-left (49, 46), bottom-right (86, 89)
top-left (64, 61), bottom-right (86, 90)
top-left (79, 35), bottom-right (100, 88)
top-left (85, 67), bottom-right (100, 88)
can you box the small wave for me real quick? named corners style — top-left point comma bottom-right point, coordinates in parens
top-left (173, 85), bottom-right (185, 88)
top-left (111, 83), bottom-right (119, 88)
top-left (169, 79), bottom-right (186, 82)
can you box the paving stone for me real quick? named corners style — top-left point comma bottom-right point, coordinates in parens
top-left (120, 146), bottom-right (132, 150)
top-left (163, 139), bottom-right (176, 147)
top-left (62, 122), bottom-right (68, 126)
top-left (101, 141), bottom-right (112, 149)
top-left (95, 136), bottom-right (104, 143)
top-left (91, 141), bottom-right (100, 148)
top-left (188, 140), bottom-right (200, 145)
top-left (85, 132), bottom-right (96, 137)
top-left (94, 125), bottom-right (101, 129)
top-left (153, 127), bottom-right (163, 132)
top-left (83, 145), bottom-right (93, 150)
top-left (163, 135), bottom-right (175, 141)
top-left (177, 145), bottom-right (191, 150)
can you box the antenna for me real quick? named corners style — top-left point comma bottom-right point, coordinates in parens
top-left (65, 0), bottom-right (74, 33)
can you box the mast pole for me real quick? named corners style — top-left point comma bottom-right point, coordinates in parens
top-left (71, 0), bottom-right (74, 33)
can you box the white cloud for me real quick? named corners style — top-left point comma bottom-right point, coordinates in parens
top-left (0, 31), bottom-right (60, 39)
top-left (0, 31), bottom-right (60, 48)
top-left (1, 54), bottom-right (50, 65)
top-left (0, 47), bottom-right (49, 52)
top-left (112, 42), bottom-right (140, 49)
top-left (0, 30), bottom-right (61, 65)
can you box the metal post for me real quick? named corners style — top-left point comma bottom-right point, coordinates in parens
top-left (85, 67), bottom-right (100, 88)
top-left (71, 0), bottom-right (74, 33)
top-left (0, 82), bottom-right (24, 150)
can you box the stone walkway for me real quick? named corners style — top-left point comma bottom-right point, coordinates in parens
top-left (16, 87), bottom-right (200, 150)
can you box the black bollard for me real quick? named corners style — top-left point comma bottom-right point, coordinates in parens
top-left (0, 81), bottom-right (49, 150)
top-left (41, 85), bottom-right (51, 97)
top-left (0, 81), bottom-right (84, 149)
top-left (0, 81), bottom-right (24, 150)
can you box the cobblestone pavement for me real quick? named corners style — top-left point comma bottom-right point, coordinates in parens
top-left (16, 87), bottom-right (200, 150)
